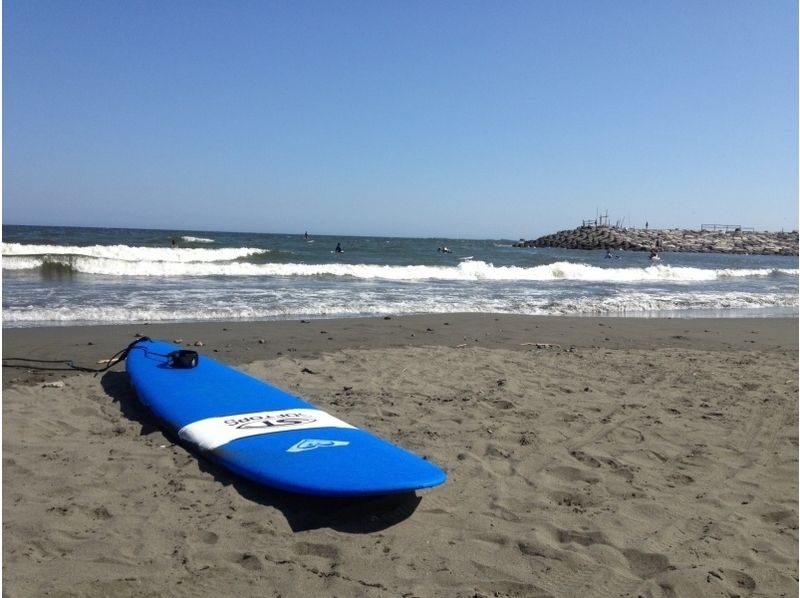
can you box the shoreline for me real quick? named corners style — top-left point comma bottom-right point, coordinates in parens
top-left (3, 313), bottom-right (798, 596)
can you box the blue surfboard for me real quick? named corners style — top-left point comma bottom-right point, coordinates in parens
top-left (125, 339), bottom-right (447, 497)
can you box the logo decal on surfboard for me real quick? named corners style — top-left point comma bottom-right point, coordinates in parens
top-left (178, 408), bottom-right (356, 451)
top-left (287, 439), bottom-right (350, 453)
top-left (231, 413), bottom-right (317, 429)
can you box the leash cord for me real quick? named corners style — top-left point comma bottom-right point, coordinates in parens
top-left (2, 337), bottom-right (151, 374)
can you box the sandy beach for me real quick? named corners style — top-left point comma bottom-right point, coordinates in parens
top-left (3, 314), bottom-right (798, 597)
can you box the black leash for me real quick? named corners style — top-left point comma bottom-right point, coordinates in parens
top-left (2, 337), bottom-right (151, 375)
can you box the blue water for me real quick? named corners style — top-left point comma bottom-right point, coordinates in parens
top-left (3, 224), bottom-right (797, 327)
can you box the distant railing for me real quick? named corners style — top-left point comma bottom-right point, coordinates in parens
top-left (701, 224), bottom-right (755, 233)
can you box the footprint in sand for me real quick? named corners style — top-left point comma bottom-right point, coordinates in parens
top-left (293, 541), bottom-right (340, 561)
top-left (234, 552), bottom-right (262, 571)
top-left (548, 465), bottom-right (600, 484)
top-left (622, 548), bottom-right (671, 578)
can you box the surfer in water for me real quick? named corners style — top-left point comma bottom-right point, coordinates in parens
top-left (335, 242), bottom-right (342, 253)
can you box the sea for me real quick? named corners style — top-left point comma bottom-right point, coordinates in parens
top-left (2, 224), bottom-right (798, 328)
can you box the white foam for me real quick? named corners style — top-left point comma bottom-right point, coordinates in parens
top-left (2, 251), bottom-right (796, 283)
top-left (3, 291), bottom-right (796, 326)
top-left (538, 292), bottom-right (799, 315)
top-left (181, 236), bottom-right (215, 243)
top-left (1, 243), bottom-right (266, 264)
top-left (2, 256), bottom-right (44, 270)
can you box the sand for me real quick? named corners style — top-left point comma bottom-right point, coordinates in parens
top-left (3, 314), bottom-right (798, 597)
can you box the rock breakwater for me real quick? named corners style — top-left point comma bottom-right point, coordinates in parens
top-left (515, 227), bottom-right (798, 255)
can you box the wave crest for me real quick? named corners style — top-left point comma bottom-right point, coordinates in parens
top-left (181, 236), bottom-right (215, 243)
top-left (2, 251), bottom-right (796, 282)
top-left (2, 242), bottom-right (266, 264)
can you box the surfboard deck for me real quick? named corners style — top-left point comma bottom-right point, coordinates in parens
top-left (126, 339), bottom-right (446, 497)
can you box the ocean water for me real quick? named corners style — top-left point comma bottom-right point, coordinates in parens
top-left (2, 224), bottom-right (798, 327)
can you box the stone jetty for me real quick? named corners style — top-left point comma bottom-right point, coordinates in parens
top-left (515, 227), bottom-right (798, 255)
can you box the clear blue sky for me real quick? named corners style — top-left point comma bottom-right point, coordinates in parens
top-left (3, 0), bottom-right (797, 238)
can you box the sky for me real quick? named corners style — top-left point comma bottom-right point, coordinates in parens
top-left (3, 0), bottom-right (798, 239)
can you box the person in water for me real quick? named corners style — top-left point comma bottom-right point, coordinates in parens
top-left (335, 242), bottom-right (342, 253)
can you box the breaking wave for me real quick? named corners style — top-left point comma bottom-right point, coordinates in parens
top-left (2, 243), bottom-right (266, 264)
top-left (4, 229), bottom-right (796, 328)
top-left (181, 236), bottom-right (215, 243)
top-left (2, 244), bottom-right (796, 282)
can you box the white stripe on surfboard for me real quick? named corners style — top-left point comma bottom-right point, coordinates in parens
top-left (178, 408), bottom-right (356, 451)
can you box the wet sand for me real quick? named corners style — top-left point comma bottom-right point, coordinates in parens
top-left (3, 314), bottom-right (798, 597)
